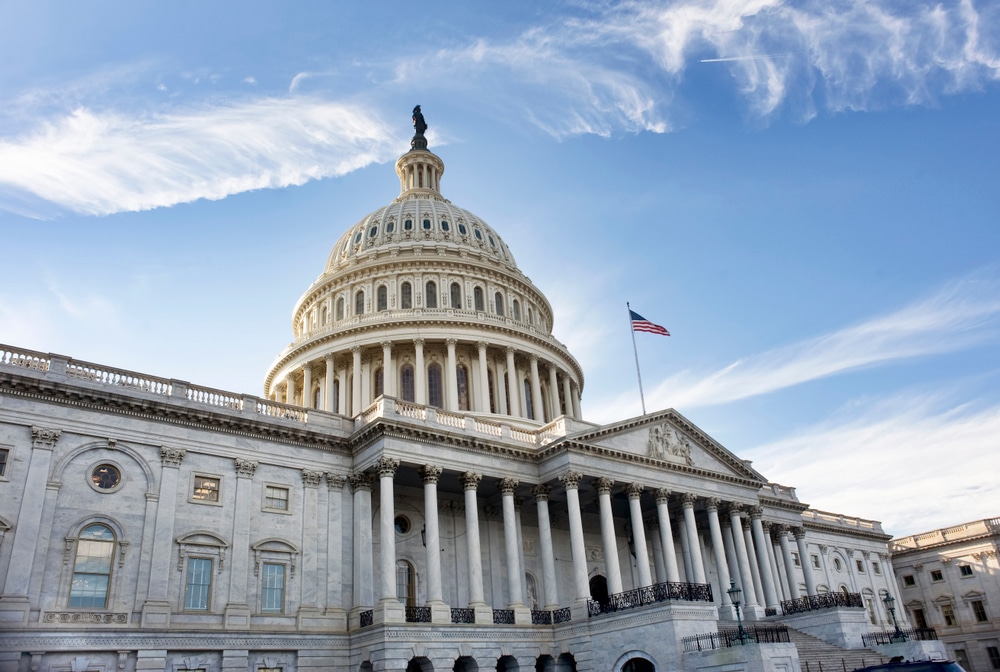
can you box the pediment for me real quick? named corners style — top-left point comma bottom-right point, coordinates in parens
top-left (565, 409), bottom-right (765, 481)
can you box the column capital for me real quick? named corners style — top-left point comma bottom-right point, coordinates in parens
top-left (381, 340), bottom-right (393, 350)
top-left (446, 338), bottom-right (458, 347)
top-left (749, 504), bottom-right (764, 519)
top-left (592, 477), bottom-right (614, 495)
top-left (349, 471), bottom-right (375, 491)
top-left (234, 458), bottom-right (258, 479)
top-left (742, 518), bottom-right (753, 531)
top-left (531, 484), bottom-right (551, 501)
top-left (704, 497), bottom-right (721, 511)
top-left (723, 502), bottom-right (743, 517)
top-left (160, 447), bottom-right (186, 468)
top-left (462, 471), bottom-right (482, 490)
top-left (476, 340), bottom-right (489, 351)
top-left (413, 337), bottom-right (425, 347)
top-left (351, 345), bottom-right (362, 354)
top-left (375, 457), bottom-right (400, 478)
top-left (793, 526), bottom-right (807, 540)
top-left (529, 354), bottom-right (538, 363)
top-left (498, 477), bottom-right (519, 495)
top-left (30, 426), bottom-right (61, 450)
top-left (558, 470), bottom-right (582, 489)
top-left (680, 492), bottom-right (697, 507)
top-left (773, 523), bottom-right (789, 535)
top-left (762, 520), bottom-right (773, 532)
top-left (625, 482), bottom-right (644, 499)
top-left (654, 488), bottom-right (671, 503)
top-left (421, 464), bottom-right (443, 483)
top-left (326, 472), bottom-right (347, 490)
top-left (302, 469), bottom-right (323, 487)
top-left (505, 346), bottom-right (516, 356)
top-left (325, 354), bottom-right (335, 363)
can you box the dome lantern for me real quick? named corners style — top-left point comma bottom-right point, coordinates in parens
top-left (396, 105), bottom-right (445, 201)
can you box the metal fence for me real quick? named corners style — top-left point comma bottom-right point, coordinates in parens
top-left (862, 628), bottom-right (938, 647)
top-left (588, 581), bottom-right (713, 616)
top-left (683, 625), bottom-right (790, 652)
top-left (781, 592), bottom-right (863, 615)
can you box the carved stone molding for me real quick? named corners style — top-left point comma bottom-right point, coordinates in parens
top-left (625, 482), bottom-right (644, 499)
top-left (160, 447), bottom-right (186, 468)
top-left (30, 426), bottom-right (61, 450)
top-left (558, 471), bottom-right (582, 489)
top-left (498, 477), bottom-right (519, 496)
top-left (234, 458), bottom-right (257, 479)
top-left (793, 527), bottom-right (807, 540)
top-left (593, 477), bottom-right (614, 495)
top-left (654, 488), bottom-right (671, 504)
top-left (531, 484), bottom-right (551, 501)
top-left (349, 471), bottom-right (375, 491)
top-left (42, 612), bottom-right (128, 625)
top-left (704, 497), bottom-right (721, 511)
top-left (462, 471), bottom-right (482, 490)
top-left (375, 456), bottom-right (400, 478)
top-left (326, 473), bottom-right (346, 490)
top-left (680, 492), bottom-right (697, 507)
top-left (748, 505), bottom-right (764, 519)
top-left (301, 469), bottom-right (323, 487)
top-left (421, 464), bottom-right (443, 483)
top-left (742, 518), bottom-right (753, 532)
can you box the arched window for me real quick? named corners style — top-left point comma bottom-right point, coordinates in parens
top-left (374, 368), bottom-right (384, 398)
top-left (335, 297), bottom-right (344, 321)
top-left (528, 306), bottom-right (533, 325)
top-left (313, 387), bottom-right (322, 409)
top-left (425, 281), bottom-right (437, 309)
top-left (512, 299), bottom-right (521, 321)
top-left (396, 560), bottom-right (416, 608)
top-left (494, 292), bottom-right (505, 317)
top-left (474, 286), bottom-right (484, 311)
top-left (355, 290), bottom-right (365, 316)
top-left (400, 364), bottom-right (415, 402)
top-left (401, 282), bottom-right (412, 309)
top-left (332, 379), bottom-right (340, 412)
top-left (377, 285), bottom-right (388, 312)
top-left (69, 524), bottom-right (115, 608)
top-left (321, 305), bottom-right (328, 325)
top-left (428, 363), bottom-right (443, 408)
top-left (487, 369), bottom-right (496, 413)
top-left (523, 379), bottom-right (533, 419)
top-left (450, 282), bottom-right (462, 309)
top-left (456, 365), bottom-right (469, 411)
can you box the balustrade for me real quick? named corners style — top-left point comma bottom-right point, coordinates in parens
top-left (492, 608), bottom-right (515, 624)
top-left (450, 607), bottom-right (475, 624)
top-left (683, 626), bottom-right (790, 651)
top-left (404, 606), bottom-right (432, 623)
top-left (780, 591), bottom-right (863, 615)
top-left (588, 580), bottom-right (713, 617)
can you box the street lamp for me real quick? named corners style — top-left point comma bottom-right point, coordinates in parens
top-left (727, 578), bottom-right (751, 644)
top-left (883, 593), bottom-right (907, 642)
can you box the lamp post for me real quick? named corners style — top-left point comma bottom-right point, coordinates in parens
top-left (883, 593), bottom-right (907, 642)
top-left (727, 578), bottom-right (751, 644)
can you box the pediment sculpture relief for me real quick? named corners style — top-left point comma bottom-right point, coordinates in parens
top-left (648, 424), bottom-right (694, 466)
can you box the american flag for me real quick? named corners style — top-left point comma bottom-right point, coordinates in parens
top-left (629, 309), bottom-right (670, 336)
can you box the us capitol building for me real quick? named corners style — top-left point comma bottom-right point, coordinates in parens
top-left (0, 110), bottom-right (916, 672)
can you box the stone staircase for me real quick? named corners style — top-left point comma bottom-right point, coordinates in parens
top-left (784, 626), bottom-right (887, 672)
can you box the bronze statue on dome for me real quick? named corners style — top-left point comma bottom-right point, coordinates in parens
top-left (412, 105), bottom-right (427, 135)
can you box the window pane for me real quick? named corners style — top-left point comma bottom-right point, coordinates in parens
top-left (184, 558), bottom-right (213, 610)
top-left (450, 283), bottom-right (461, 309)
top-left (68, 574), bottom-right (110, 608)
top-left (401, 282), bottom-right (412, 309)
top-left (494, 292), bottom-right (504, 316)
top-left (474, 287), bottom-right (484, 311)
top-left (375, 368), bottom-right (384, 398)
top-left (193, 476), bottom-right (220, 502)
top-left (523, 379), bottom-right (533, 418)
top-left (428, 364), bottom-right (443, 408)
top-left (401, 365), bottom-right (415, 402)
top-left (265, 486), bottom-right (289, 510)
top-left (377, 286), bottom-right (388, 312)
top-left (261, 563), bottom-right (285, 613)
top-left (457, 366), bottom-right (469, 411)
top-left (425, 281), bottom-right (437, 308)
top-left (69, 524), bottom-right (114, 608)
top-left (355, 291), bottom-right (365, 315)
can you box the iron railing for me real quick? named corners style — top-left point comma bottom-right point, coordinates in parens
top-left (531, 610), bottom-right (552, 625)
top-left (862, 628), bottom-right (938, 647)
top-left (588, 581), bottom-right (713, 616)
top-left (359, 609), bottom-right (374, 627)
top-left (493, 609), bottom-right (515, 624)
top-left (781, 592), bottom-right (863, 615)
top-left (405, 606), bottom-right (431, 623)
top-left (683, 625), bottom-right (790, 651)
top-left (450, 607), bottom-right (475, 624)
top-left (553, 607), bottom-right (572, 624)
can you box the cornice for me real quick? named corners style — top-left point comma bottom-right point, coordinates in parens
top-left (351, 420), bottom-right (537, 464)
top-left (802, 520), bottom-right (892, 543)
top-left (758, 496), bottom-right (810, 513)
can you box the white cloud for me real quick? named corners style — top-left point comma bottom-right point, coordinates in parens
top-left (0, 98), bottom-right (403, 215)
top-left (243, 76), bottom-right (256, 85)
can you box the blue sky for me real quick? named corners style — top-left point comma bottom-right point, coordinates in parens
top-left (1, 0), bottom-right (998, 536)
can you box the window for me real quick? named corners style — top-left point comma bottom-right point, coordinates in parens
top-left (812, 555), bottom-right (821, 569)
top-left (321, 305), bottom-right (328, 325)
top-left (386, 220), bottom-right (395, 233)
top-left (440, 220), bottom-right (449, 231)
top-left (354, 291), bottom-right (365, 316)
top-left (90, 463), bottom-right (121, 491)
top-left (833, 558), bottom-right (842, 571)
top-left (474, 286), bottom-right (484, 311)
top-left (374, 368), bottom-right (384, 398)
top-left (792, 552), bottom-right (801, 567)
top-left (264, 486), bottom-right (289, 512)
top-left (0, 448), bottom-right (7, 477)
top-left (260, 563), bottom-right (285, 614)
top-left (184, 557), bottom-right (213, 611)
top-left (450, 282), bottom-right (462, 309)
top-left (942, 603), bottom-right (956, 626)
top-left (422, 218), bottom-right (431, 230)
top-left (873, 561), bottom-right (881, 575)
top-left (425, 281), bottom-right (437, 308)
top-left (855, 559), bottom-right (865, 573)
top-left (474, 228), bottom-right (483, 240)
top-left (457, 366), bottom-right (469, 411)
top-left (353, 231), bottom-right (362, 244)
top-left (458, 223), bottom-right (467, 235)
top-left (959, 564), bottom-right (974, 577)
top-left (192, 475), bottom-right (221, 503)
top-left (335, 297), bottom-right (344, 321)
top-left (487, 369), bottom-right (496, 413)
top-left (512, 299), bottom-right (521, 321)
top-left (931, 569), bottom-right (944, 581)
top-left (986, 646), bottom-right (999, 669)
top-left (332, 379), bottom-right (339, 412)
top-left (903, 575), bottom-right (916, 586)
top-left (394, 515), bottom-right (411, 534)
top-left (396, 560), bottom-right (415, 608)
top-left (972, 599), bottom-right (988, 622)
top-left (400, 364), bottom-right (415, 402)
top-left (401, 281), bottom-right (412, 309)
top-left (69, 524), bottom-right (115, 608)
top-left (377, 285), bottom-right (388, 312)
top-left (404, 218), bottom-right (413, 231)
top-left (494, 292), bottom-right (504, 316)
top-left (428, 363), bottom-right (443, 408)
top-left (369, 225), bottom-right (378, 238)
top-left (955, 650), bottom-right (970, 670)
top-left (913, 608), bottom-right (927, 629)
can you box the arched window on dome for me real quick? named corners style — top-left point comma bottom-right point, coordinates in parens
top-left (401, 282), bottom-right (412, 309)
top-left (313, 387), bottom-right (322, 409)
top-left (332, 379), bottom-right (340, 413)
top-left (377, 285), bottom-right (388, 312)
top-left (427, 363), bottom-right (443, 408)
top-left (69, 523), bottom-right (116, 608)
top-left (528, 306), bottom-right (534, 326)
top-left (456, 365), bottom-right (469, 411)
top-left (336, 297), bottom-right (344, 321)
top-left (474, 286), bottom-right (484, 312)
top-left (523, 379), bottom-right (534, 419)
top-left (400, 364), bottom-right (415, 402)
top-left (425, 281), bottom-right (438, 309)
top-left (450, 282), bottom-right (462, 309)
top-left (487, 369), bottom-right (496, 413)
top-left (321, 305), bottom-right (328, 326)
top-left (494, 292), bottom-right (505, 317)
top-left (512, 299), bottom-right (521, 321)
top-left (374, 368), bottom-right (384, 399)
top-left (355, 290), bottom-right (365, 316)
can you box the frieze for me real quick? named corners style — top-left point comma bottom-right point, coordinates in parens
top-left (647, 424), bottom-right (694, 466)
top-left (42, 612), bottom-right (129, 625)
top-left (0, 635), bottom-right (348, 649)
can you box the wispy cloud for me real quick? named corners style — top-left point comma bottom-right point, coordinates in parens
top-left (0, 98), bottom-right (402, 215)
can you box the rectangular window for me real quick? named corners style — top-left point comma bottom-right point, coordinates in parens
top-left (941, 604), bottom-right (956, 626)
top-left (931, 569), bottom-right (944, 581)
top-left (913, 608), bottom-right (928, 629)
top-left (856, 559), bottom-right (865, 573)
top-left (811, 554), bottom-right (821, 569)
top-left (192, 475), bottom-right (220, 502)
top-left (260, 563), bottom-right (285, 614)
top-left (972, 600), bottom-right (988, 623)
top-left (986, 646), bottom-right (1000, 670)
top-left (791, 552), bottom-right (801, 567)
top-left (959, 564), bottom-right (974, 577)
top-left (903, 575), bottom-right (916, 586)
top-left (0, 448), bottom-right (8, 477)
top-left (873, 561), bottom-right (881, 575)
top-left (264, 486), bottom-right (289, 511)
top-left (184, 557), bottom-right (213, 611)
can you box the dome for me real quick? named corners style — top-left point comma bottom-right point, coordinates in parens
top-left (264, 108), bottom-right (584, 425)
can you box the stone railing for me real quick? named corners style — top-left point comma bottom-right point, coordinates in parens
top-left (683, 625), bottom-right (790, 652)
top-left (588, 581), bottom-right (713, 617)
top-left (66, 358), bottom-right (173, 396)
top-left (891, 518), bottom-right (1000, 551)
top-left (780, 592), bottom-right (863, 616)
top-left (801, 509), bottom-right (884, 534)
top-left (0, 346), bottom-right (50, 371)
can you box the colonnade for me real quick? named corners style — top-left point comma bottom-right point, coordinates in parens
top-left (272, 339), bottom-right (583, 422)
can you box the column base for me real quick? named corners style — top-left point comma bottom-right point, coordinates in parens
top-left (569, 598), bottom-right (592, 622)
top-left (374, 598), bottom-right (405, 624)
top-left (511, 605), bottom-right (532, 625)
top-left (322, 606), bottom-right (349, 631)
top-left (0, 595), bottom-right (30, 626)
top-left (428, 600), bottom-right (452, 624)
top-left (223, 603), bottom-right (252, 629)
top-left (742, 604), bottom-right (766, 621)
top-left (471, 603), bottom-right (494, 625)
top-left (139, 600), bottom-right (172, 628)
top-left (296, 605), bottom-right (346, 631)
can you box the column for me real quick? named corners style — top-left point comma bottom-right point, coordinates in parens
top-left (477, 342), bottom-right (490, 413)
top-left (778, 526), bottom-right (801, 600)
top-left (559, 471), bottom-right (591, 602)
top-left (337, 364), bottom-right (348, 415)
top-left (764, 522), bottom-right (787, 601)
top-left (547, 365), bottom-right (560, 419)
top-left (381, 341), bottom-right (395, 398)
top-left (749, 507), bottom-right (779, 609)
top-left (704, 499), bottom-right (732, 607)
top-left (421, 466), bottom-right (444, 605)
top-left (678, 514), bottom-right (693, 581)
top-left (571, 383), bottom-right (582, 419)
top-left (529, 356), bottom-right (543, 421)
top-left (743, 518), bottom-right (765, 608)
top-left (818, 544), bottom-right (832, 593)
top-left (461, 472), bottom-right (486, 605)
top-left (722, 520), bottom-right (741, 598)
top-left (350, 471), bottom-right (375, 609)
top-left (325, 356), bottom-right (336, 412)
top-left (499, 478), bottom-right (525, 608)
top-left (446, 339), bottom-right (459, 411)
top-left (794, 528), bottom-right (818, 597)
top-left (505, 348), bottom-right (520, 417)
top-left (627, 484), bottom-right (653, 587)
top-left (533, 485), bottom-right (560, 610)
top-left (376, 458), bottom-right (399, 603)
top-left (654, 489), bottom-right (681, 583)
top-left (225, 458), bottom-right (257, 627)
top-left (135, 447), bottom-right (184, 625)
top-left (414, 339), bottom-right (426, 405)
top-left (301, 365), bottom-right (312, 408)
top-left (727, 504), bottom-right (759, 606)
top-left (496, 357), bottom-right (508, 415)
top-left (300, 470), bottom-right (323, 611)
top-left (351, 346), bottom-right (362, 415)
top-left (325, 473), bottom-right (347, 620)
top-left (681, 493), bottom-right (707, 583)
top-left (287, 372), bottom-right (298, 406)
top-left (593, 477), bottom-right (623, 594)
top-left (561, 375), bottom-right (573, 418)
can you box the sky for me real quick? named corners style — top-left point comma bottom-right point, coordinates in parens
top-left (1, 0), bottom-right (998, 537)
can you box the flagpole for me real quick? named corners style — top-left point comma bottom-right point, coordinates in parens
top-left (627, 302), bottom-right (647, 415)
